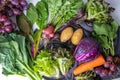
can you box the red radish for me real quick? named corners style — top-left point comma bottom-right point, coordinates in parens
top-left (42, 26), bottom-right (55, 38)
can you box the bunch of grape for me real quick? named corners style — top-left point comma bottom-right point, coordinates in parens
top-left (95, 56), bottom-right (117, 78)
top-left (0, 13), bottom-right (13, 34)
top-left (0, 0), bottom-right (28, 16)
top-left (0, 0), bottom-right (28, 34)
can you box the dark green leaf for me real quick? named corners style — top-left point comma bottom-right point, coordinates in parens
top-left (17, 14), bottom-right (32, 35)
top-left (93, 22), bottom-right (109, 36)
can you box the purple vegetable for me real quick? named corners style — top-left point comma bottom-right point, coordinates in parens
top-left (74, 38), bottom-right (99, 63)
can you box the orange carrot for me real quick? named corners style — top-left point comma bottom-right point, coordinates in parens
top-left (73, 54), bottom-right (105, 75)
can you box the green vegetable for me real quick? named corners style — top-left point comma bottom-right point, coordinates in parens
top-left (92, 20), bottom-right (119, 56)
top-left (26, 0), bottom-right (84, 57)
top-left (57, 58), bottom-right (72, 76)
top-left (86, 0), bottom-right (110, 22)
top-left (34, 50), bottom-right (60, 78)
top-left (75, 70), bottom-right (95, 80)
top-left (26, 3), bottom-right (38, 25)
top-left (34, 48), bottom-right (73, 78)
top-left (17, 14), bottom-right (34, 43)
top-left (0, 33), bottom-right (41, 80)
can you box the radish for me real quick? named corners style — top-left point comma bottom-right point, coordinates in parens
top-left (42, 26), bottom-right (55, 38)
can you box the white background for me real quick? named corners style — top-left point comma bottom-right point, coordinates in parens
top-left (0, 0), bottom-right (120, 80)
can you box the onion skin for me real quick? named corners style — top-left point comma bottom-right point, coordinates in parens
top-left (74, 38), bottom-right (99, 63)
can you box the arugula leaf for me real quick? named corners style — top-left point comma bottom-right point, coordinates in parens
top-left (92, 20), bottom-right (119, 56)
top-left (26, 3), bottom-right (38, 25)
top-left (93, 23), bottom-right (109, 36)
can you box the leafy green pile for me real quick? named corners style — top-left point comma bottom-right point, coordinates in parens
top-left (85, 0), bottom-right (119, 56)
top-left (33, 49), bottom-right (73, 79)
top-left (93, 20), bottom-right (118, 56)
top-left (0, 33), bottom-right (41, 80)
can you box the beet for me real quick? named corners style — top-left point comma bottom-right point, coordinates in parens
top-left (74, 38), bottom-right (99, 63)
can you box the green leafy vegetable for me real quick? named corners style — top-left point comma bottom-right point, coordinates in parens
top-left (92, 20), bottom-right (119, 56)
top-left (86, 0), bottom-right (110, 22)
top-left (17, 14), bottom-right (34, 44)
top-left (26, 3), bottom-right (38, 25)
top-left (35, 0), bottom-right (84, 30)
top-left (75, 70), bottom-right (95, 80)
top-left (57, 58), bottom-right (72, 76)
top-left (0, 33), bottom-right (42, 80)
top-left (34, 50), bottom-right (60, 78)
top-left (34, 48), bottom-right (73, 78)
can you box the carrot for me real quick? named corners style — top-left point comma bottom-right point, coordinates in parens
top-left (73, 54), bottom-right (105, 75)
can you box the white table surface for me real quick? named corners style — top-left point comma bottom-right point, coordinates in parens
top-left (0, 0), bottom-right (120, 80)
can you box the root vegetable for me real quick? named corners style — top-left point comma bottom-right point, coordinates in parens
top-left (71, 28), bottom-right (83, 45)
top-left (60, 27), bottom-right (73, 42)
top-left (73, 54), bottom-right (105, 75)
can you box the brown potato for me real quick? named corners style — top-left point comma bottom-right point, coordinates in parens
top-left (60, 27), bottom-right (73, 42)
top-left (71, 28), bottom-right (83, 45)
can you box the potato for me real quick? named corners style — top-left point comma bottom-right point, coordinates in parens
top-left (60, 27), bottom-right (73, 42)
top-left (71, 28), bottom-right (83, 45)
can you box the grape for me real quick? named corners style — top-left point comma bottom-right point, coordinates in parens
top-left (95, 68), bottom-right (102, 74)
top-left (7, 9), bottom-right (14, 17)
top-left (4, 20), bottom-right (11, 26)
top-left (23, 5), bottom-right (29, 10)
top-left (110, 64), bottom-right (117, 71)
top-left (0, 15), bottom-right (7, 22)
top-left (106, 56), bottom-right (113, 62)
top-left (101, 69), bottom-right (109, 77)
top-left (0, 29), bottom-right (5, 34)
top-left (108, 70), bottom-right (113, 76)
top-left (10, 0), bottom-right (19, 6)
top-left (0, 0), bottom-right (6, 4)
top-left (13, 8), bottom-right (22, 15)
top-left (4, 25), bottom-right (13, 33)
top-left (20, 0), bottom-right (27, 6)
top-left (104, 62), bottom-right (110, 68)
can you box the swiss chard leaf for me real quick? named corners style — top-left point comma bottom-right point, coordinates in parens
top-left (26, 3), bottom-right (38, 25)
top-left (36, 0), bottom-right (48, 29)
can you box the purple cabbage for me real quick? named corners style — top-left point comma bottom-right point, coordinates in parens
top-left (74, 38), bottom-right (99, 63)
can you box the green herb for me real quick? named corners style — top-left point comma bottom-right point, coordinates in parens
top-left (92, 20), bottom-right (119, 56)
top-left (86, 0), bottom-right (110, 22)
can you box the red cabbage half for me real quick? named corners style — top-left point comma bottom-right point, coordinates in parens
top-left (74, 38), bottom-right (99, 63)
